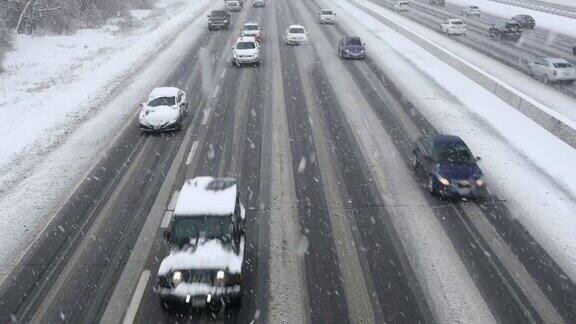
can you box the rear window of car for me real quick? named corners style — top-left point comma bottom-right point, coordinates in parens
top-left (321, 10), bottom-right (333, 15)
top-left (553, 62), bottom-right (572, 68)
top-left (211, 11), bottom-right (228, 17)
top-left (290, 27), bottom-right (305, 34)
top-left (470, 6), bottom-right (479, 9)
top-left (452, 21), bottom-right (464, 25)
top-left (346, 38), bottom-right (362, 46)
top-left (244, 25), bottom-right (258, 30)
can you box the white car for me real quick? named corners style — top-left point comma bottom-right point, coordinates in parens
top-left (232, 36), bottom-right (260, 67)
top-left (286, 25), bottom-right (308, 45)
top-left (394, 1), bottom-right (409, 11)
top-left (460, 5), bottom-right (481, 16)
top-left (242, 22), bottom-right (261, 37)
top-left (139, 87), bottom-right (188, 132)
top-left (440, 19), bottom-right (466, 35)
top-left (528, 57), bottom-right (576, 84)
top-left (317, 9), bottom-right (336, 24)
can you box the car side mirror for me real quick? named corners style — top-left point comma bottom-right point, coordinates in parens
top-left (207, 15), bottom-right (210, 17)
top-left (476, 156), bottom-right (482, 161)
top-left (163, 228), bottom-right (171, 242)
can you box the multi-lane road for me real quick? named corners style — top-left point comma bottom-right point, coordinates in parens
top-left (1, 0), bottom-right (576, 323)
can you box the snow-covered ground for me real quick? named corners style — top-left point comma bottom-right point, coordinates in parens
top-left (0, 0), bottom-right (218, 282)
top-left (328, 0), bottom-right (576, 283)
top-left (536, 0), bottom-right (576, 8)
top-left (447, 0), bottom-right (576, 36)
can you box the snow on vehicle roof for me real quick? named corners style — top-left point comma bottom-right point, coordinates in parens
top-left (149, 87), bottom-right (179, 99)
top-left (243, 22), bottom-right (259, 26)
top-left (545, 57), bottom-right (569, 64)
top-left (174, 177), bottom-right (237, 216)
top-left (446, 19), bottom-right (464, 23)
top-left (289, 24), bottom-right (305, 29)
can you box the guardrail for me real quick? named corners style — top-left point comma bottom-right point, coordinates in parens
top-left (488, 0), bottom-right (576, 19)
top-left (350, 0), bottom-right (576, 150)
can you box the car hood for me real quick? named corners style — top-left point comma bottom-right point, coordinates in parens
top-left (158, 239), bottom-right (244, 276)
top-left (234, 48), bottom-right (258, 56)
top-left (436, 163), bottom-right (482, 180)
top-left (343, 45), bottom-right (365, 53)
top-left (140, 105), bottom-right (179, 124)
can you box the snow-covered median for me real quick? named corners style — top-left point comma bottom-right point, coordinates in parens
top-left (327, 0), bottom-right (576, 283)
top-left (0, 0), bottom-right (218, 282)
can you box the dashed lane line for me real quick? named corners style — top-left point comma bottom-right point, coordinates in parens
top-left (186, 140), bottom-right (199, 166)
top-left (122, 270), bottom-right (150, 324)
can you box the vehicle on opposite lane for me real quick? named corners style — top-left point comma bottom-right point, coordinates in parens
top-left (528, 57), bottom-right (576, 84)
top-left (156, 177), bottom-right (245, 311)
top-left (286, 25), bottom-right (308, 45)
top-left (139, 87), bottom-right (188, 133)
top-left (460, 5), bottom-right (481, 17)
top-left (232, 36), bottom-right (261, 67)
top-left (440, 19), bottom-right (466, 36)
top-left (394, 0), bottom-right (410, 12)
top-left (489, 21), bottom-right (522, 42)
top-left (337, 36), bottom-right (366, 59)
top-left (412, 135), bottom-right (487, 199)
top-left (207, 10), bottom-right (231, 30)
top-left (317, 9), bottom-right (336, 24)
top-left (511, 14), bottom-right (535, 29)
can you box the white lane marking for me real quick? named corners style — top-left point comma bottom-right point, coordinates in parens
top-left (161, 210), bottom-right (173, 229)
top-left (122, 270), bottom-right (150, 324)
top-left (186, 140), bottom-right (199, 165)
top-left (220, 69), bottom-right (226, 79)
top-left (211, 84), bottom-right (220, 98)
top-left (202, 109), bottom-right (211, 125)
top-left (167, 190), bottom-right (179, 211)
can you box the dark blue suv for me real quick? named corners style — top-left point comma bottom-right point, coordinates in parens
top-left (412, 135), bottom-right (487, 199)
top-left (337, 36), bottom-right (366, 59)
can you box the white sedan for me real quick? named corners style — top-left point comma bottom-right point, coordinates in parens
top-left (286, 25), bottom-right (308, 45)
top-left (528, 57), bottom-right (576, 84)
top-left (139, 87), bottom-right (188, 132)
top-left (440, 19), bottom-right (466, 35)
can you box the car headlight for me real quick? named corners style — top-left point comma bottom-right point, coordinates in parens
top-left (172, 271), bottom-right (183, 286)
top-left (437, 176), bottom-right (450, 186)
top-left (169, 116), bottom-right (179, 124)
top-left (475, 177), bottom-right (485, 186)
top-left (215, 270), bottom-right (226, 287)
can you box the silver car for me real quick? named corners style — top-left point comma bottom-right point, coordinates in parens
top-left (139, 87), bottom-right (188, 132)
top-left (528, 57), bottom-right (576, 84)
top-left (317, 9), bottom-right (336, 24)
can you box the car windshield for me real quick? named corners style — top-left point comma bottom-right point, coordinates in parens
top-left (346, 38), bottom-right (362, 45)
top-left (147, 96), bottom-right (175, 107)
top-left (470, 6), bottom-right (479, 9)
top-left (244, 25), bottom-right (258, 31)
top-left (236, 41), bottom-right (256, 49)
top-left (211, 11), bottom-right (227, 17)
top-left (290, 27), bottom-right (305, 34)
top-left (321, 10), bottom-right (333, 15)
top-left (433, 144), bottom-right (475, 163)
top-left (553, 62), bottom-right (572, 68)
top-left (171, 216), bottom-right (232, 246)
top-left (452, 21), bottom-right (463, 25)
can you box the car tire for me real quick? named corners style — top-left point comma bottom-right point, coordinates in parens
top-left (428, 177), bottom-right (438, 196)
top-left (543, 74), bottom-right (550, 84)
top-left (411, 155), bottom-right (420, 170)
top-left (159, 299), bottom-right (172, 312)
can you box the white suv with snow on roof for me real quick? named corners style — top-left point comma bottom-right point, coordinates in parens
top-left (156, 177), bottom-right (245, 311)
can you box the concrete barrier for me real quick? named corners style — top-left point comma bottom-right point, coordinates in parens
top-left (350, 0), bottom-right (576, 150)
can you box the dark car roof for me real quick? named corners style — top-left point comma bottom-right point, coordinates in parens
top-left (342, 36), bottom-right (361, 41)
top-left (431, 135), bottom-right (466, 146)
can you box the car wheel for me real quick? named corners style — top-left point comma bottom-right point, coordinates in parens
top-left (543, 74), bottom-right (550, 84)
top-left (160, 299), bottom-right (172, 312)
top-left (411, 155), bottom-right (420, 170)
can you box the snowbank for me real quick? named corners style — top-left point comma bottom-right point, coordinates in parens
top-left (329, 0), bottom-right (576, 282)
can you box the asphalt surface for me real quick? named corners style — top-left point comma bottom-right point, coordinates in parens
top-left (2, 0), bottom-right (576, 323)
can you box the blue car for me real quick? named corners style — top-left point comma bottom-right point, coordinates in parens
top-left (337, 36), bottom-right (366, 59)
top-left (412, 135), bottom-right (487, 199)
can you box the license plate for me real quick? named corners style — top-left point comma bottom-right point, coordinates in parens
top-left (191, 298), bottom-right (206, 307)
